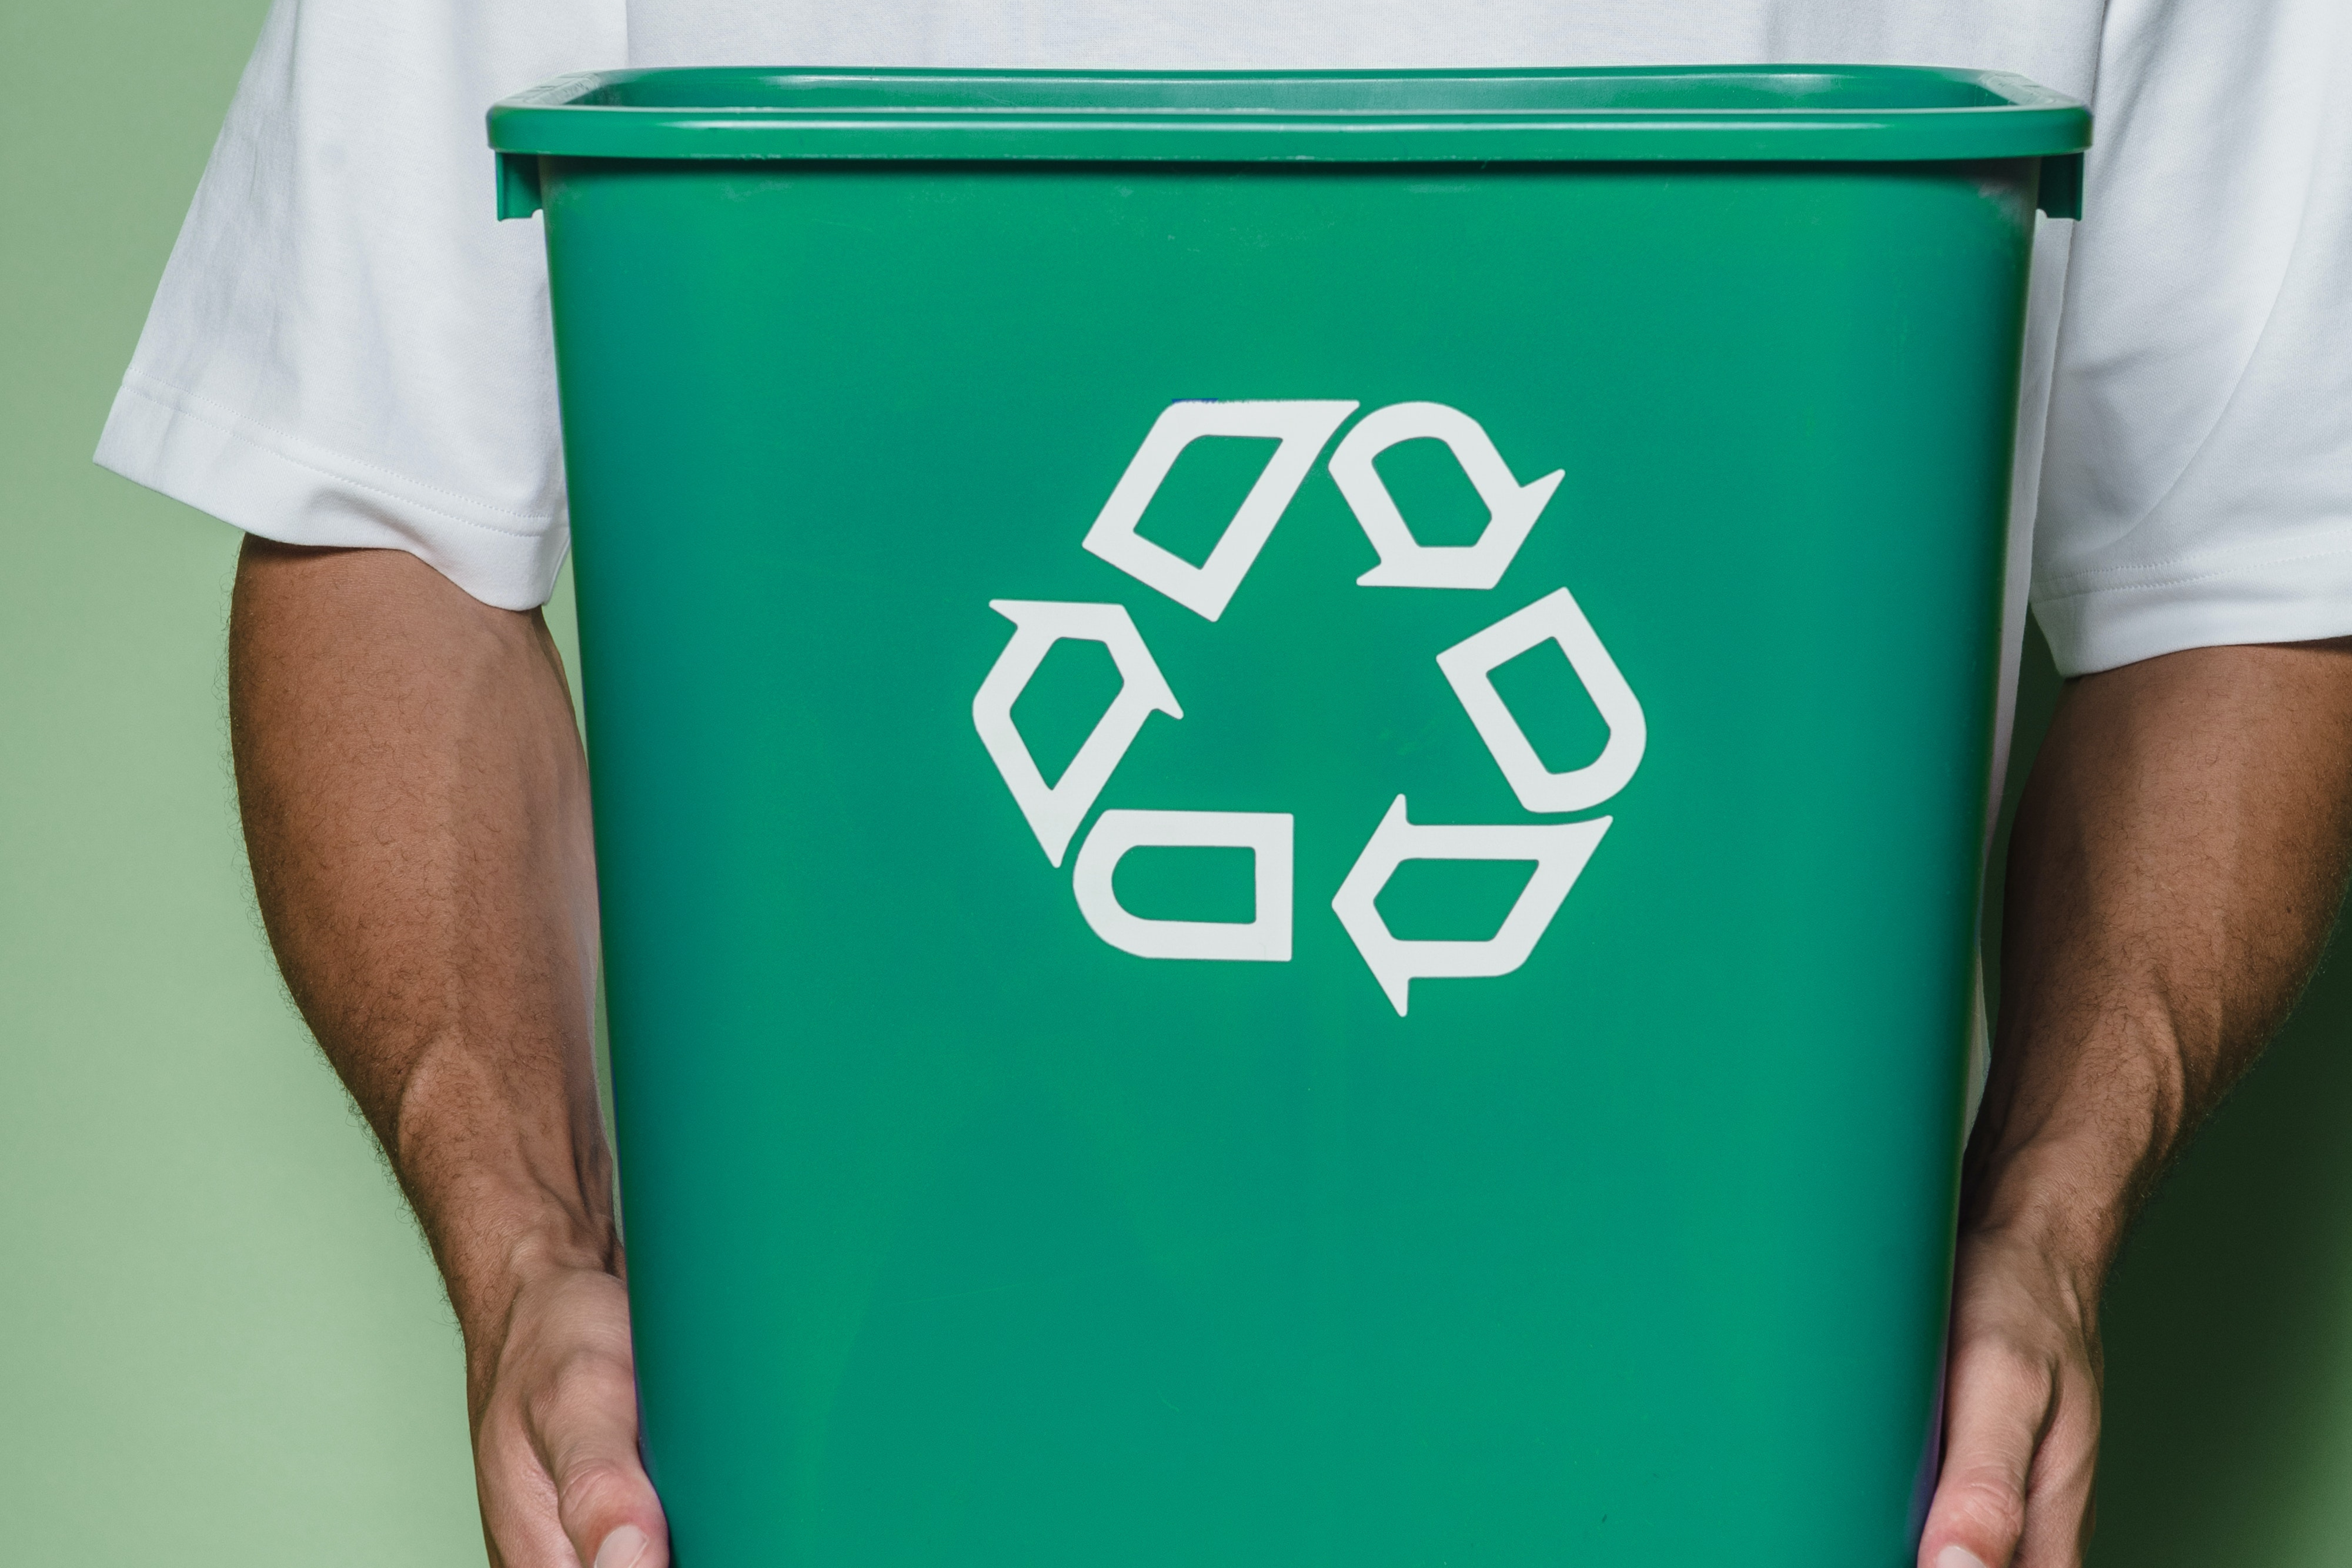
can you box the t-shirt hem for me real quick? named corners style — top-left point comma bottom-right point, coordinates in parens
top-left (2033, 536), bottom-right (2352, 676)
top-left (91, 374), bottom-right (568, 611)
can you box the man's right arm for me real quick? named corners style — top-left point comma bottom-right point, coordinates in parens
top-left (229, 537), bottom-right (667, 1568)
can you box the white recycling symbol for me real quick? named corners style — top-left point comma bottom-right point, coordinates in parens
top-left (971, 399), bottom-right (1646, 1015)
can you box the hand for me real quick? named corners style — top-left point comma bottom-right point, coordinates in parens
top-left (1915, 1220), bottom-right (2103, 1568)
top-left (468, 1243), bottom-right (671, 1568)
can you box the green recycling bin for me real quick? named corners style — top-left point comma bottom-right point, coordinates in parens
top-left (489, 66), bottom-right (2089, 1567)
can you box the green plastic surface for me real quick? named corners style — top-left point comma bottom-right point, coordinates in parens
top-left (512, 65), bottom-right (2056, 1567)
top-left (490, 65), bottom-right (2087, 172)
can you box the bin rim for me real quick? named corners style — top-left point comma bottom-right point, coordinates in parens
top-left (486, 63), bottom-right (2090, 166)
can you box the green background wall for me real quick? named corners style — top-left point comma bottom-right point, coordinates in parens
top-left (3, 2), bottom-right (2346, 1560)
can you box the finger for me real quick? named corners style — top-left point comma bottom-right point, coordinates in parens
top-left (1917, 1334), bottom-right (2053, 1568)
top-left (525, 1335), bottom-right (671, 1568)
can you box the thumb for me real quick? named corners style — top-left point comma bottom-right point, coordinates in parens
top-left (1916, 1337), bottom-right (2050, 1568)
top-left (528, 1342), bottom-right (670, 1568)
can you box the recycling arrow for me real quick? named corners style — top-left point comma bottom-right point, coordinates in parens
top-left (1330, 797), bottom-right (1613, 1016)
top-left (1328, 401), bottom-right (1565, 590)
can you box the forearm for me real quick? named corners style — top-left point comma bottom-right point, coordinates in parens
top-left (1970, 639), bottom-right (2352, 1287)
top-left (228, 537), bottom-right (613, 1363)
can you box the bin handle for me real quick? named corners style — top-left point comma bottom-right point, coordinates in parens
top-left (497, 152), bottom-right (543, 221)
top-left (2038, 153), bottom-right (2084, 221)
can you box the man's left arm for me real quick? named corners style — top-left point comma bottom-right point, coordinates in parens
top-left (1919, 637), bottom-right (2352, 1568)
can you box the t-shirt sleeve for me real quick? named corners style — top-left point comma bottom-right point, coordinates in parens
top-left (2033, 0), bottom-right (2352, 675)
top-left (94, 0), bottom-right (626, 610)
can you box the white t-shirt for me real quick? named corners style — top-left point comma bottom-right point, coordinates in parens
top-left (97, 0), bottom-right (2352, 682)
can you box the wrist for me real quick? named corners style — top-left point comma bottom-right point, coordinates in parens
top-left (1961, 1136), bottom-right (2130, 1298)
top-left (419, 1169), bottom-right (619, 1351)
top-left (381, 1041), bottom-right (620, 1337)
top-left (439, 1200), bottom-right (621, 1403)
top-left (1964, 1008), bottom-right (2191, 1281)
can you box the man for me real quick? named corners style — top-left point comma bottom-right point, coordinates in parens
top-left (99, 2), bottom-right (2352, 1566)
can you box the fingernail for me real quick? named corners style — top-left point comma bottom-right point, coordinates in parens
top-left (595, 1524), bottom-right (651, 1568)
top-left (1935, 1548), bottom-right (1989, 1568)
